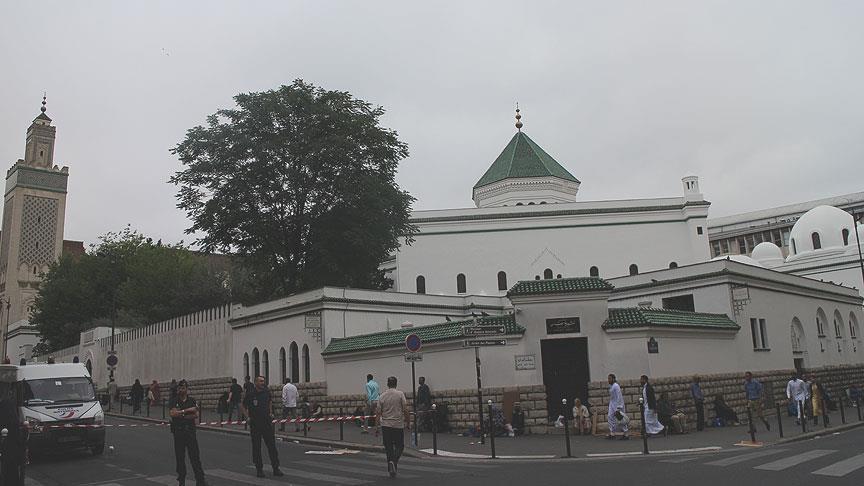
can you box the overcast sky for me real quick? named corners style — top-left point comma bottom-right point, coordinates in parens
top-left (2, 1), bottom-right (863, 246)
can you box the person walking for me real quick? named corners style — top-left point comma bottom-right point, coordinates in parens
top-left (169, 380), bottom-right (208, 486)
top-left (416, 377), bottom-right (432, 431)
top-left (241, 376), bottom-right (283, 478)
top-left (149, 380), bottom-right (161, 408)
top-left (362, 374), bottom-right (380, 435)
top-left (607, 374), bottom-right (628, 439)
top-left (243, 375), bottom-right (255, 402)
top-left (786, 372), bottom-right (809, 425)
top-left (377, 376), bottom-right (410, 478)
top-left (131, 379), bottom-right (144, 415)
top-left (227, 378), bottom-right (243, 422)
top-left (280, 378), bottom-right (299, 432)
top-left (744, 371), bottom-right (770, 431)
top-left (811, 376), bottom-right (829, 426)
top-left (641, 375), bottom-right (664, 436)
top-left (690, 375), bottom-right (705, 431)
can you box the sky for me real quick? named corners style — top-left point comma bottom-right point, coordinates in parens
top-left (1, 1), bottom-right (863, 246)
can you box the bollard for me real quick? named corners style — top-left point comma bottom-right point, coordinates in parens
top-left (639, 397), bottom-right (648, 455)
top-left (339, 407), bottom-right (344, 441)
top-left (839, 395), bottom-right (846, 424)
top-left (822, 399), bottom-right (828, 428)
top-left (147, 399), bottom-right (150, 418)
top-left (432, 404), bottom-right (438, 456)
top-left (220, 411), bottom-right (224, 427)
top-left (562, 399), bottom-right (572, 458)
top-left (775, 403), bottom-right (784, 438)
top-left (746, 406), bottom-right (756, 443)
top-left (120, 396), bottom-right (123, 415)
top-left (162, 399), bottom-right (166, 419)
top-left (199, 406), bottom-right (203, 425)
top-left (487, 400), bottom-right (496, 459)
top-left (799, 401), bottom-right (807, 433)
top-left (858, 399), bottom-right (862, 422)
top-left (303, 419), bottom-right (308, 438)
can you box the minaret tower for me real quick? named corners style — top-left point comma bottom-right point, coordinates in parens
top-left (0, 96), bottom-right (69, 357)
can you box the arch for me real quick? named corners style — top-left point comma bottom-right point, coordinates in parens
top-left (534, 275), bottom-right (540, 280)
top-left (243, 353), bottom-right (249, 378)
top-left (302, 344), bottom-right (310, 382)
top-left (279, 347), bottom-right (287, 383)
top-left (543, 268), bottom-right (553, 279)
top-left (843, 228), bottom-right (850, 246)
top-left (816, 308), bottom-right (828, 337)
top-left (791, 238), bottom-right (797, 255)
top-left (497, 271), bottom-right (508, 291)
top-left (262, 350), bottom-right (270, 383)
top-left (834, 309), bottom-right (845, 339)
top-left (669, 262), bottom-right (678, 269)
top-left (556, 274), bottom-right (562, 279)
top-left (850, 312), bottom-right (860, 340)
top-left (811, 232), bottom-right (822, 250)
top-left (85, 359), bottom-right (92, 375)
top-left (252, 348), bottom-right (260, 378)
top-left (629, 264), bottom-right (639, 276)
top-left (290, 342), bottom-right (299, 383)
top-left (457, 273), bottom-right (466, 294)
top-left (791, 317), bottom-right (806, 354)
top-left (589, 266), bottom-right (599, 277)
top-left (416, 275), bottom-right (426, 294)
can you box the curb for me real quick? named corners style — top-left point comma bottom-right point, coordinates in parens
top-left (774, 420), bottom-right (864, 445)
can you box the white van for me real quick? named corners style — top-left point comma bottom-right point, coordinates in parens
top-left (0, 363), bottom-right (106, 455)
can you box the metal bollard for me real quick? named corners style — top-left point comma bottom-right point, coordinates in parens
top-left (339, 407), bottom-right (344, 441)
top-left (746, 406), bottom-right (756, 443)
top-left (839, 395), bottom-right (846, 424)
top-left (487, 400), bottom-right (496, 459)
top-left (639, 397), bottom-right (648, 455)
top-left (799, 401), bottom-right (806, 433)
top-left (220, 411), bottom-right (224, 427)
top-left (822, 399), bottom-right (828, 428)
top-left (432, 404), bottom-right (438, 456)
top-left (120, 396), bottom-right (123, 415)
top-left (775, 403), bottom-right (784, 438)
top-left (562, 398), bottom-right (572, 458)
top-left (303, 419), bottom-right (308, 438)
top-left (858, 399), bottom-right (862, 422)
top-left (162, 399), bottom-right (166, 419)
top-left (147, 399), bottom-right (150, 418)
top-left (199, 406), bottom-right (203, 425)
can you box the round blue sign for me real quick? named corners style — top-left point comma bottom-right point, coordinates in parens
top-left (106, 354), bottom-right (118, 367)
top-left (405, 333), bottom-right (422, 352)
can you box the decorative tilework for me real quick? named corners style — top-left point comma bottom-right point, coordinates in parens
top-left (0, 198), bottom-right (12, 273)
top-left (19, 195), bottom-right (58, 265)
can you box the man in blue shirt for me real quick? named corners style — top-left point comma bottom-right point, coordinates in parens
top-left (362, 374), bottom-right (380, 434)
top-left (241, 376), bottom-right (284, 478)
top-left (690, 376), bottom-right (705, 431)
top-left (744, 371), bottom-right (771, 431)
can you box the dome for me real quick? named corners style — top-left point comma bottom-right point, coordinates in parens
top-left (711, 254), bottom-right (764, 268)
top-left (751, 242), bottom-right (784, 267)
top-left (848, 222), bottom-right (864, 255)
top-left (787, 205), bottom-right (853, 262)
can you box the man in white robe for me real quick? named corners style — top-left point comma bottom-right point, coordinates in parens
top-left (786, 373), bottom-right (809, 424)
top-left (641, 375), bottom-right (665, 435)
top-left (607, 374), bottom-right (628, 439)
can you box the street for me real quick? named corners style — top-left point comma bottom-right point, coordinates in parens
top-left (23, 417), bottom-right (864, 485)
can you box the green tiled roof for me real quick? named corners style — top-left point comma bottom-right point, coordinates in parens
top-left (603, 308), bottom-right (740, 331)
top-left (474, 132), bottom-right (579, 189)
top-left (507, 277), bottom-right (614, 297)
top-left (322, 315), bottom-right (524, 355)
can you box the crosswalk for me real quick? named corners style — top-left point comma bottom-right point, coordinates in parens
top-left (663, 447), bottom-right (864, 478)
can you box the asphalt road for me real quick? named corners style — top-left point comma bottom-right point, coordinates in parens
top-left (24, 417), bottom-right (864, 485)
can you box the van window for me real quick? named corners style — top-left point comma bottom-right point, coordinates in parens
top-left (23, 377), bottom-right (96, 404)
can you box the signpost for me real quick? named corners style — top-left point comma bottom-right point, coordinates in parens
top-left (464, 339), bottom-right (507, 347)
top-left (405, 333), bottom-right (421, 447)
top-left (462, 325), bottom-right (506, 336)
top-left (462, 319), bottom-right (508, 445)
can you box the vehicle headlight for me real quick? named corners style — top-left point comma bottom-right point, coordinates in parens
top-left (24, 416), bottom-right (43, 433)
top-left (94, 412), bottom-right (104, 426)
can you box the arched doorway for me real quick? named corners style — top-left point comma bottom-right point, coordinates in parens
top-left (791, 317), bottom-right (807, 370)
top-left (290, 342), bottom-right (299, 383)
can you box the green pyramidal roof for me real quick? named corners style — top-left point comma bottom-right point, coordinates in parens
top-left (474, 131), bottom-right (579, 189)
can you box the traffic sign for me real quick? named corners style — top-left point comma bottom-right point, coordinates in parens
top-left (405, 333), bottom-right (422, 352)
top-left (106, 354), bottom-right (118, 367)
top-left (464, 339), bottom-right (507, 347)
top-left (463, 325), bottom-right (506, 336)
top-left (404, 352), bottom-right (423, 362)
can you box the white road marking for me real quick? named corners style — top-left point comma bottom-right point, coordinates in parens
top-left (209, 468), bottom-right (310, 485)
top-left (243, 465), bottom-right (369, 484)
top-left (705, 448), bottom-right (788, 466)
top-left (24, 479), bottom-right (44, 486)
top-left (295, 459), bottom-right (418, 479)
top-left (754, 449), bottom-right (836, 471)
top-left (660, 456), bottom-right (701, 463)
top-left (812, 453), bottom-right (864, 477)
top-left (145, 477), bottom-right (195, 486)
top-left (335, 457), bottom-right (461, 473)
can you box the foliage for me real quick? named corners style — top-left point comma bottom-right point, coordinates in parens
top-left (170, 79), bottom-right (416, 303)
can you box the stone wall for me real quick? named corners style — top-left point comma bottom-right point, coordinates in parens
top-left (588, 364), bottom-right (864, 433)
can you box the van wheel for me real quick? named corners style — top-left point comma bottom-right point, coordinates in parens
top-left (91, 442), bottom-right (105, 455)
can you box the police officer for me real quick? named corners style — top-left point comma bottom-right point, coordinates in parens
top-left (0, 387), bottom-right (26, 486)
top-left (241, 375), bottom-right (283, 478)
top-left (169, 380), bottom-right (208, 486)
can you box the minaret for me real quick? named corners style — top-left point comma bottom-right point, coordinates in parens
top-left (0, 96), bottom-right (69, 358)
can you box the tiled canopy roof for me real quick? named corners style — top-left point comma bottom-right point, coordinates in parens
top-left (474, 131), bottom-right (578, 189)
top-left (322, 315), bottom-right (523, 355)
top-left (507, 277), bottom-right (614, 297)
top-left (603, 308), bottom-right (740, 331)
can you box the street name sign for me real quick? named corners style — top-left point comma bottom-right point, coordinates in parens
top-left (464, 339), bottom-right (507, 347)
top-left (462, 325), bottom-right (506, 336)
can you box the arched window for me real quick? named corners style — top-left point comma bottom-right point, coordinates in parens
top-left (290, 342), bottom-right (299, 383)
top-left (252, 348), bottom-right (260, 378)
top-left (516, 202), bottom-right (523, 206)
top-left (556, 274), bottom-right (562, 279)
top-left (262, 350), bottom-right (269, 383)
top-left (416, 275), bottom-right (426, 294)
top-left (816, 308), bottom-right (827, 337)
top-left (534, 275), bottom-right (540, 280)
top-left (457, 273), bottom-right (466, 294)
top-left (497, 271), bottom-right (508, 291)
top-left (243, 353), bottom-right (249, 378)
top-left (528, 202), bottom-right (535, 205)
top-left (629, 264), bottom-right (639, 276)
top-left (86, 359), bottom-right (92, 375)
top-left (589, 266), bottom-right (599, 277)
top-left (834, 310), bottom-right (844, 339)
top-left (791, 238), bottom-right (797, 255)
top-left (850, 312), bottom-right (860, 340)
top-left (279, 347), bottom-right (287, 383)
top-left (302, 344), bottom-right (310, 382)
top-left (812, 232), bottom-right (821, 250)
top-left (669, 262), bottom-right (678, 269)
top-left (543, 268), bottom-right (553, 279)
top-left (842, 228), bottom-right (850, 246)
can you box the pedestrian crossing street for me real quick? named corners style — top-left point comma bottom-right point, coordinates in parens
top-left (661, 448), bottom-right (864, 478)
top-left (24, 453), bottom-right (490, 486)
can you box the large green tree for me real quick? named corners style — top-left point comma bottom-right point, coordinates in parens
top-left (170, 79), bottom-right (416, 303)
top-left (31, 228), bottom-right (231, 351)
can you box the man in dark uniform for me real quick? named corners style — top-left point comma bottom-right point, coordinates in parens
top-left (169, 380), bottom-right (208, 486)
top-left (241, 376), bottom-right (283, 478)
top-left (0, 386), bottom-right (26, 486)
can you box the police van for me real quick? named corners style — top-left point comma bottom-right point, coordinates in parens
top-left (0, 363), bottom-right (106, 455)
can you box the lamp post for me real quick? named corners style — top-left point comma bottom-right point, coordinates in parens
top-left (852, 211), bottom-right (864, 290)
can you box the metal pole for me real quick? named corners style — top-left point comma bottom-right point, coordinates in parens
top-left (639, 397), bottom-right (648, 454)
top-left (475, 347), bottom-right (485, 445)
top-left (162, 398), bottom-right (166, 419)
top-left (487, 400), bottom-right (496, 459)
top-left (146, 398), bottom-right (150, 417)
top-left (746, 406), bottom-right (756, 443)
top-left (339, 407), bottom-right (344, 441)
top-left (411, 360), bottom-right (418, 447)
top-left (120, 394), bottom-right (123, 415)
top-left (857, 399), bottom-right (862, 422)
top-left (431, 404), bottom-right (438, 456)
top-left (800, 401), bottom-right (806, 433)
top-left (562, 399), bottom-right (571, 458)
top-left (775, 403), bottom-right (784, 438)
top-left (840, 395), bottom-right (846, 424)
top-left (851, 211), bottom-right (864, 289)
top-left (822, 399), bottom-right (828, 428)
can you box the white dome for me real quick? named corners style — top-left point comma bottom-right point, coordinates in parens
top-left (751, 242), bottom-right (784, 267)
top-left (848, 222), bottom-right (864, 255)
top-left (711, 254), bottom-right (764, 268)
top-left (787, 205), bottom-right (853, 262)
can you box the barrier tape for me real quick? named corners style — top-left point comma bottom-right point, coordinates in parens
top-left (40, 415), bottom-right (377, 430)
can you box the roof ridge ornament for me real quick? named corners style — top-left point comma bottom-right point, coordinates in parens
top-left (515, 103), bottom-right (523, 131)
top-left (41, 92), bottom-right (47, 113)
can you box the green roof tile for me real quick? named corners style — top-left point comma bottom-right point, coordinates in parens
top-left (507, 277), bottom-right (613, 297)
top-left (603, 308), bottom-right (740, 331)
top-left (322, 315), bottom-right (523, 355)
top-left (474, 132), bottom-right (579, 189)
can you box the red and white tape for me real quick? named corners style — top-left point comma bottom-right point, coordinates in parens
top-left (41, 415), bottom-right (376, 429)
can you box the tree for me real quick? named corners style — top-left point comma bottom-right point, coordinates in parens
top-left (170, 79), bottom-right (416, 303)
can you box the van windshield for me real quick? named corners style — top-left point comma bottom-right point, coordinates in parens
top-left (23, 377), bottom-right (96, 404)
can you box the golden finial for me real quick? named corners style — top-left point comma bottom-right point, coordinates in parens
top-left (515, 103), bottom-right (523, 131)
top-left (41, 92), bottom-right (47, 113)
